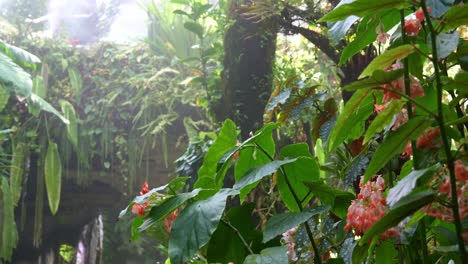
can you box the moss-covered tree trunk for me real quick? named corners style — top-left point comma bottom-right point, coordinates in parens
top-left (218, 8), bottom-right (277, 139)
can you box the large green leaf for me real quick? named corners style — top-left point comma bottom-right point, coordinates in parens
top-left (0, 177), bottom-right (18, 261)
top-left (0, 40), bottom-right (40, 68)
top-left (194, 119), bottom-right (237, 189)
top-left (328, 12), bottom-right (359, 45)
top-left (233, 158), bottom-right (297, 198)
top-left (29, 93), bottom-right (69, 124)
top-left (10, 143), bottom-right (27, 207)
top-left (0, 52), bottom-right (32, 98)
top-left (277, 144), bottom-right (319, 212)
top-left (184, 21), bottom-right (203, 38)
top-left (138, 188), bottom-right (202, 231)
top-left (363, 99), bottom-right (406, 144)
top-left (375, 239), bottom-right (397, 264)
top-left (60, 100), bottom-right (78, 149)
top-left (359, 191), bottom-right (435, 245)
top-left (0, 84), bottom-right (9, 111)
top-left (359, 45), bottom-right (417, 78)
top-left (327, 89), bottom-right (374, 153)
top-left (304, 181), bottom-right (354, 218)
top-left (263, 206), bottom-right (329, 243)
top-left (318, 0), bottom-right (410, 22)
top-left (363, 117), bottom-right (431, 183)
top-left (207, 204), bottom-right (262, 264)
top-left (168, 189), bottom-right (238, 264)
top-left (234, 124), bottom-right (277, 201)
top-left (45, 141), bottom-right (62, 215)
top-left (243, 246), bottom-right (288, 264)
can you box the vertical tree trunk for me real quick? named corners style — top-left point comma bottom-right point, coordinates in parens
top-left (218, 6), bottom-right (278, 138)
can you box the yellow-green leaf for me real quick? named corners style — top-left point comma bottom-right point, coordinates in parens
top-left (60, 100), bottom-right (78, 149)
top-left (45, 141), bottom-right (62, 215)
top-left (10, 143), bottom-right (28, 206)
top-left (359, 45), bottom-right (417, 78)
top-left (0, 84), bottom-right (9, 111)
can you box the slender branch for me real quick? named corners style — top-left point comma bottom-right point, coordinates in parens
top-left (420, 0), bottom-right (467, 259)
top-left (254, 143), bottom-right (322, 264)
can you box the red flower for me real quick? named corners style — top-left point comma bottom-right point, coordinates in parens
top-left (165, 210), bottom-right (179, 235)
top-left (415, 7), bottom-right (431, 22)
top-left (132, 201), bottom-right (149, 217)
top-left (140, 182), bottom-right (149, 195)
top-left (404, 19), bottom-right (422, 36)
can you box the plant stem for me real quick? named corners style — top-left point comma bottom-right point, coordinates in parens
top-left (419, 219), bottom-right (429, 264)
top-left (400, 10), bottom-right (419, 169)
top-left (254, 143), bottom-right (322, 264)
top-left (222, 219), bottom-right (254, 255)
top-left (420, 0), bottom-right (467, 259)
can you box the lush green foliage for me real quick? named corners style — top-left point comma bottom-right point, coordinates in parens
top-left (124, 0), bottom-right (468, 263)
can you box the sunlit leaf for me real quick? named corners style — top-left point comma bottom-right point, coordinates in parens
top-left (0, 52), bottom-right (32, 98)
top-left (359, 45), bottom-right (417, 78)
top-left (29, 93), bottom-right (69, 124)
top-left (45, 141), bottom-right (62, 215)
top-left (438, 3), bottom-right (468, 31)
top-left (363, 99), bottom-right (406, 144)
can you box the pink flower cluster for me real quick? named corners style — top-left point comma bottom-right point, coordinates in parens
top-left (344, 176), bottom-right (400, 241)
top-left (281, 227), bottom-right (297, 261)
top-left (404, 7), bottom-right (431, 36)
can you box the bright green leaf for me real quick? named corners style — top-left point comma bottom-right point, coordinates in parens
top-left (29, 93), bottom-right (69, 124)
top-left (359, 45), bottom-right (417, 78)
top-left (0, 52), bottom-right (32, 98)
top-left (344, 69), bottom-right (404, 91)
top-left (184, 21), bottom-right (203, 39)
top-left (60, 100), bottom-right (78, 149)
top-left (439, 4), bottom-right (468, 32)
top-left (363, 99), bottom-right (406, 144)
top-left (0, 84), bottom-right (9, 112)
top-left (68, 67), bottom-right (82, 103)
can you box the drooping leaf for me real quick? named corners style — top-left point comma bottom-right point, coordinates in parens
top-left (0, 177), bottom-right (18, 261)
top-left (359, 45), bottom-right (417, 78)
top-left (327, 89), bottom-right (374, 153)
top-left (168, 189), bottom-right (238, 264)
top-left (195, 119), bottom-right (237, 189)
top-left (263, 206), bottom-right (329, 243)
top-left (304, 181), bottom-right (354, 218)
top-left (29, 93), bottom-right (69, 124)
top-left (387, 165), bottom-right (439, 207)
top-left (67, 67), bottom-right (82, 103)
top-left (0, 84), bottom-right (9, 111)
top-left (60, 100), bottom-right (78, 149)
top-left (265, 88), bottom-right (292, 112)
top-left (318, 0), bottom-right (410, 22)
top-left (359, 191), bottom-right (435, 245)
top-left (344, 69), bottom-right (404, 91)
top-left (10, 143), bottom-right (27, 206)
top-left (243, 246), bottom-right (288, 264)
top-left (45, 141), bottom-right (62, 215)
top-left (363, 99), bottom-right (406, 143)
top-left (139, 188), bottom-right (202, 231)
top-left (184, 21), bottom-right (203, 38)
top-left (364, 117), bottom-right (431, 183)
top-left (428, 31), bottom-right (459, 59)
top-left (0, 52), bottom-right (32, 98)
top-left (235, 158), bottom-right (297, 199)
top-left (329, 11), bottom-right (359, 45)
top-left (0, 40), bottom-right (40, 68)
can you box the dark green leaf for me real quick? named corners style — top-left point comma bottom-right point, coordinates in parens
top-left (263, 206), bottom-right (329, 242)
top-left (318, 0), bottom-right (410, 22)
top-left (375, 240), bottom-right (397, 264)
top-left (168, 189), bottom-right (238, 264)
top-left (45, 141), bottom-right (62, 215)
top-left (329, 14), bottom-right (360, 45)
top-left (265, 88), bottom-right (291, 112)
top-left (243, 246), bottom-right (288, 264)
top-left (327, 89), bottom-right (374, 153)
top-left (364, 117), bottom-right (431, 183)
top-left (360, 45), bottom-right (417, 78)
top-left (360, 191), bottom-right (435, 245)
top-left (29, 93), bottom-right (69, 124)
top-left (10, 143), bottom-right (27, 206)
top-left (364, 99), bottom-right (406, 143)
